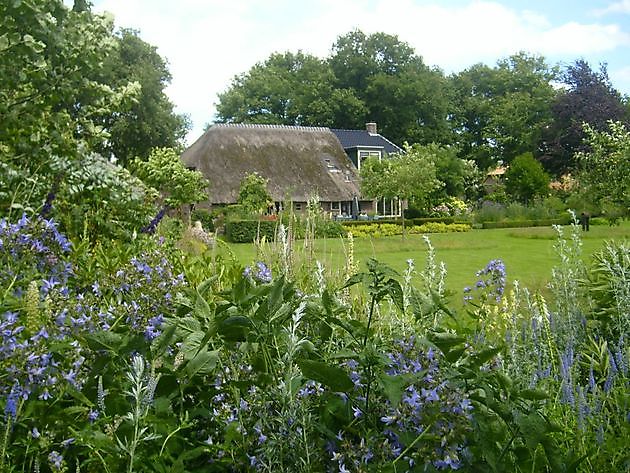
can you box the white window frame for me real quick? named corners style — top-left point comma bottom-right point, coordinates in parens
top-left (357, 149), bottom-right (382, 170)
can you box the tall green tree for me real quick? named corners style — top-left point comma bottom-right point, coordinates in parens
top-left (97, 29), bottom-right (190, 166)
top-left (539, 60), bottom-right (628, 175)
top-left (215, 30), bottom-right (452, 145)
top-left (504, 152), bottom-right (550, 204)
top-left (451, 53), bottom-right (557, 169)
top-left (330, 30), bottom-right (452, 145)
top-left (216, 51), bottom-right (366, 127)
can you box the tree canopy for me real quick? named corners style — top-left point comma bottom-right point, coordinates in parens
top-left (0, 0), bottom-right (194, 238)
top-left (504, 152), bottom-right (550, 204)
top-left (216, 51), bottom-right (366, 127)
top-left (360, 144), bottom-right (441, 212)
top-left (97, 29), bottom-right (190, 166)
top-left (216, 30), bottom-right (452, 146)
top-left (451, 53), bottom-right (557, 169)
top-left (539, 60), bottom-right (629, 175)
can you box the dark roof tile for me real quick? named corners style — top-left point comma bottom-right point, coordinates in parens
top-left (331, 129), bottom-right (402, 154)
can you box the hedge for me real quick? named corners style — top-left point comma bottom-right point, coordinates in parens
top-left (225, 218), bottom-right (346, 242)
top-left (225, 220), bottom-right (278, 243)
top-left (341, 217), bottom-right (456, 228)
top-left (348, 222), bottom-right (471, 238)
top-left (411, 217), bottom-right (456, 225)
top-left (481, 217), bottom-right (571, 229)
top-left (342, 218), bottom-right (403, 227)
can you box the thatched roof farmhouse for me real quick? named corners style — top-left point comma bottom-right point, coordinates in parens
top-left (181, 123), bottom-right (402, 216)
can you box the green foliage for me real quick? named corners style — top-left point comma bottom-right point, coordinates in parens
top-left (216, 50), bottom-right (366, 127)
top-left (361, 143), bottom-right (442, 213)
top-left (0, 0), bottom-right (140, 213)
top-left (540, 60), bottom-right (628, 175)
top-left (225, 219), bottom-right (278, 243)
top-left (226, 216), bottom-right (345, 243)
top-left (216, 30), bottom-right (452, 145)
top-left (133, 147), bottom-right (208, 208)
top-left (504, 152), bottom-right (551, 204)
top-left (3, 209), bottom-right (630, 471)
top-left (577, 121), bottom-right (630, 218)
top-left (97, 29), bottom-right (190, 165)
top-left (237, 173), bottom-right (273, 215)
top-left (582, 241), bottom-right (630, 340)
top-left (451, 53), bottom-right (557, 169)
top-left (347, 222), bottom-right (470, 238)
top-left (330, 30), bottom-right (453, 145)
top-left (481, 217), bottom-right (570, 229)
top-left (51, 152), bottom-right (157, 240)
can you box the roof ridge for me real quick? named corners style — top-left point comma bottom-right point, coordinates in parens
top-left (212, 123), bottom-right (330, 132)
top-left (330, 128), bottom-right (369, 132)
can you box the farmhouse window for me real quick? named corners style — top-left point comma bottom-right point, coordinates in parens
top-left (357, 150), bottom-right (381, 170)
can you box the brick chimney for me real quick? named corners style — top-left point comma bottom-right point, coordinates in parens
top-left (366, 122), bottom-right (377, 135)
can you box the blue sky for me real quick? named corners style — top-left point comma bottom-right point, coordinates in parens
top-left (90, 0), bottom-right (630, 143)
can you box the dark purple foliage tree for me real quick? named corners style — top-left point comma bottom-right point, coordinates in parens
top-left (539, 60), bottom-right (629, 176)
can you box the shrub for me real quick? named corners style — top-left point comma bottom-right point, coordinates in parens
top-left (342, 218), bottom-right (403, 227)
top-left (481, 217), bottom-right (570, 229)
top-left (313, 218), bottom-right (346, 238)
top-left (347, 222), bottom-right (470, 237)
top-left (411, 216), bottom-right (455, 225)
top-left (225, 219), bottom-right (278, 243)
top-left (411, 222), bottom-right (471, 233)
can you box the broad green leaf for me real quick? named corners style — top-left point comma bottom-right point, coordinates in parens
top-left (194, 291), bottom-right (213, 321)
top-left (267, 275), bottom-right (285, 312)
top-left (519, 389), bottom-right (549, 401)
top-left (386, 279), bottom-right (404, 313)
top-left (186, 349), bottom-right (219, 377)
top-left (297, 359), bottom-right (354, 392)
top-left (84, 331), bottom-right (123, 352)
top-left (469, 347), bottom-right (502, 368)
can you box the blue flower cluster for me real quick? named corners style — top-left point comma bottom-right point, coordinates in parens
top-left (243, 262), bottom-right (272, 284)
top-left (464, 259), bottom-right (507, 304)
top-left (0, 214), bottom-right (73, 297)
top-left (0, 215), bottom-right (186, 421)
top-left (101, 251), bottom-right (185, 340)
top-left (0, 216), bottom-right (87, 418)
top-left (334, 338), bottom-right (473, 471)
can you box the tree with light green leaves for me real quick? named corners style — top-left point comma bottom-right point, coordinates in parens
top-left (237, 173), bottom-right (273, 215)
top-left (0, 0), bottom-right (140, 217)
top-left (577, 121), bottom-right (630, 220)
top-left (361, 144), bottom-right (442, 235)
top-left (133, 147), bottom-right (208, 210)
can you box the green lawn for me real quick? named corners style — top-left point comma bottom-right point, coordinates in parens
top-left (223, 222), bottom-right (630, 299)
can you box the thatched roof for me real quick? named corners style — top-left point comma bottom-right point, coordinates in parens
top-left (181, 124), bottom-right (362, 204)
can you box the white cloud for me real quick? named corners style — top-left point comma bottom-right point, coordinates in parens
top-left (595, 0), bottom-right (630, 16)
top-left (91, 0), bottom-right (630, 143)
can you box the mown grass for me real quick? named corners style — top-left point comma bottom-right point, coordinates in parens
top-left (223, 221), bottom-right (630, 301)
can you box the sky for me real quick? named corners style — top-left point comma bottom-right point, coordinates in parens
top-left (89, 0), bottom-right (630, 144)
